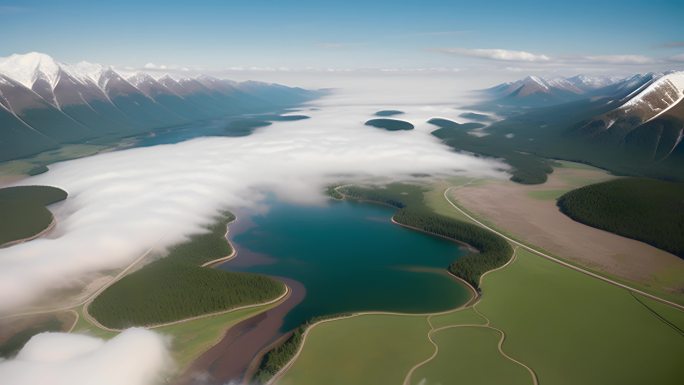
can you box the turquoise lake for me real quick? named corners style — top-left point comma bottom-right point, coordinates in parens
top-left (221, 199), bottom-right (471, 331)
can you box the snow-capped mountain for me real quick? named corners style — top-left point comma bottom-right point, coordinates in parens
top-left (479, 71), bottom-right (684, 178)
top-left (573, 71), bottom-right (684, 161)
top-left (616, 71), bottom-right (684, 122)
top-left (481, 74), bottom-right (647, 107)
top-left (0, 52), bottom-right (321, 162)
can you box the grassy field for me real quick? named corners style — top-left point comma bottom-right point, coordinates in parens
top-left (158, 303), bottom-right (278, 369)
top-left (447, 170), bottom-right (684, 305)
top-left (477, 249), bottom-right (684, 385)
top-left (276, 180), bottom-right (684, 385)
top-left (278, 315), bottom-right (432, 385)
top-left (429, 307), bottom-right (485, 329)
top-left (89, 213), bottom-right (285, 328)
top-left (412, 327), bottom-right (531, 385)
top-left (73, 300), bottom-right (281, 371)
top-left (0, 185), bottom-right (67, 246)
top-left (0, 144), bottom-right (105, 177)
top-left (277, 248), bottom-right (684, 385)
top-left (558, 178), bottom-right (684, 257)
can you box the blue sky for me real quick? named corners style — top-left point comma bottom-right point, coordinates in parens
top-left (2, 0), bottom-right (683, 73)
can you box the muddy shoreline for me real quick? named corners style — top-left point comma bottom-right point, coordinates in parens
top-left (177, 278), bottom-right (305, 385)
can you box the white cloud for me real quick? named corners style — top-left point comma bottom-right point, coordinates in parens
top-left (143, 62), bottom-right (168, 70)
top-left (0, 329), bottom-right (171, 385)
top-left (667, 53), bottom-right (684, 62)
top-left (433, 47), bottom-right (673, 71)
top-left (437, 48), bottom-right (551, 62)
top-left (0, 98), bottom-right (508, 313)
top-left (577, 55), bottom-right (656, 65)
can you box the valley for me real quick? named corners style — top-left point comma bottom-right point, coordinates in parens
top-left (0, 50), bottom-right (683, 385)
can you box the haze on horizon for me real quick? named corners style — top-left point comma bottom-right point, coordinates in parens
top-left (1, 0), bottom-right (683, 89)
top-left (1, 2), bottom-right (683, 385)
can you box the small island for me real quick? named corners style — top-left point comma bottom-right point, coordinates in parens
top-left (427, 118), bottom-right (486, 131)
top-left (459, 112), bottom-right (494, 122)
top-left (374, 110), bottom-right (404, 117)
top-left (365, 118), bottom-right (414, 131)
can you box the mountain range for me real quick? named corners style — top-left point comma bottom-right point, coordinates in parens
top-left (0, 52), bottom-right (321, 162)
top-left (481, 73), bottom-right (660, 107)
top-left (478, 71), bottom-right (684, 180)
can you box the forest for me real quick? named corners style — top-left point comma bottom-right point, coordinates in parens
top-left (365, 118), bottom-right (415, 131)
top-left (252, 313), bottom-right (351, 384)
top-left (428, 118), bottom-right (555, 184)
top-left (558, 178), bottom-right (684, 258)
top-left (340, 184), bottom-right (512, 288)
top-left (251, 183), bottom-right (513, 383)
top-left (89, 213), bottom-right (285, 328)
top-left (0, 185), bottom-right (67, 246)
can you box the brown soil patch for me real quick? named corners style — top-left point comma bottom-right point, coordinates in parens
top-left (451, 165), bottom-right (684, 294)
top-left (176, 278), bottom-right (305, 385)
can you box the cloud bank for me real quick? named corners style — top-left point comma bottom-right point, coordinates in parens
top-left (0, 328), bottom-right (171, 385)
top-left (436, 48), bottom-right (551, 62)
top-left (0, 101), bottom-right (507, 314)
top-left (435, 47), bottom-right (683, 72)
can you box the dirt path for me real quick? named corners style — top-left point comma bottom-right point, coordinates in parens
top-left (0, 241), bottom-right (160, 322)
top-left (451, 173), bottom-right (684, 294)
top-left (270, 181), bottom-right (683, 385)
top-left (179, 278), bottom-right (304, 385)
top-left (401, 248), bottom-right (538, 385)
top-left (443, 186), bottom-right (684, 311)
top-left (0, 216), bottom-right (56, 249)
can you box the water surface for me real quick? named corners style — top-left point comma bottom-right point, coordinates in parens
top-left (222, 199), bottom-right (470, 331)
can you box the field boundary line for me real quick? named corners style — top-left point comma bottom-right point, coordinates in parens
top-left (443, 186), bottom-right (684, 312)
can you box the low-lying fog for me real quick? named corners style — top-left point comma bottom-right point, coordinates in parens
top-left (0, 76), bottom-right (508, 385)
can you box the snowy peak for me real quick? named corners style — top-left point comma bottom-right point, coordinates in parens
top-left (487, 74), bottom-right (626, 98)
top-left (481, 73), bottom-right (647, 107)
top-left (0, 52), bottom-right (61, 89)
top-left (575, 70), bottom-right (684, 149)
top-left (65, 61), bottom-right (105, 85)
top-left (618, 71), bottom-right (684, 122)
top-left (523, 75), bottom-right (550, 90)
top-left (0, 53), bottom-right (231, 97)
top-left (127, 72), bottom-right (156, 87)
top-left (0, 52), bottom-right (313, 103)
top-left (565, 74), bottom-right (623, 91)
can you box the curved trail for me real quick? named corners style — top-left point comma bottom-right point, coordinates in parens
top-left (270, 182), bottom-right (683, 385)
top-left (3, 214), bottom-right (285, 336)
top-left (443, 186), bottom-right (684, 311)
top-left (401, 248), bottom-right (538, 385)
top-left (66, 309), bottom-right (79, 333)
top-left (0, 216), bottom-right (56, 249)
top-left (0, 242), bottom-right (161, 321)
top-left (266, 204), bottom-right (513, 385)
top-left (268, 248), bottom-right (533, 385)
top-left (83, 285), bottom-right (291, 332)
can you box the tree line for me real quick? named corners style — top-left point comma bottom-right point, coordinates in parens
top-left (558, 178), bottom-right (684, 258)
top-left (252, 313), bottom-right (352, 384)
top-left (89, 212), bottom-right (285, 329)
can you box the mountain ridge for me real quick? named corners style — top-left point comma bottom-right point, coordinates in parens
top-left (0, 52), bottom-right (323, 162)
top-left (473, 71), bottom-right (684, 181)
